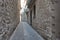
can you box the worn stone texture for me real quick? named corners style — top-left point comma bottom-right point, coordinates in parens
top-left (27, 0), bottom-right (60, 40)
top-left (0, 0), bottom-right (20, 40)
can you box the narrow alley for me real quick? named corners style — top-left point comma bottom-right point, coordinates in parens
top-left (9, 22), bottom-right (44, 40)
top-left (0, 0), bottom-right (60, 40)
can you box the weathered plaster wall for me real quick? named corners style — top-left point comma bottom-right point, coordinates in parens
top-left (0, 0), bottom-right (20, 40)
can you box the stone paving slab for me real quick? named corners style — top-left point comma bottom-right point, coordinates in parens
top-left (9, 23), bottom-right (24, 40)
top-left (9, 22), bottom-right (44, 40)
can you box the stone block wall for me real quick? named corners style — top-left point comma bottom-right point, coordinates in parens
top-left (27, 0), bottom-right (60, 40)
top-left (33, 0), bottom-right (52, 40)
top-left (0, 0), bottom-right (20, 40)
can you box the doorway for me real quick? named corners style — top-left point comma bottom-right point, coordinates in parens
top-left (30, 10), bottom-right (32, 26)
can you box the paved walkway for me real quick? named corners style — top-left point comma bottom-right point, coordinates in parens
top-left (9, 22), bottom-right (44, 40)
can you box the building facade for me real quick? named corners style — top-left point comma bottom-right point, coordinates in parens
top-left (0, 0), bottom-right (20, 40)
top-left (27, 0), bottom-right (60, 40)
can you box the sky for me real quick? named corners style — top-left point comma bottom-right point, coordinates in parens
top-left (21, 0), bottom-right (26, 8)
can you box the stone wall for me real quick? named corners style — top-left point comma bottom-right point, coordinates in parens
top-left (0, 0), bottom-right (20, 40)
top-left (27, 0), bottom-right (60, 40)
